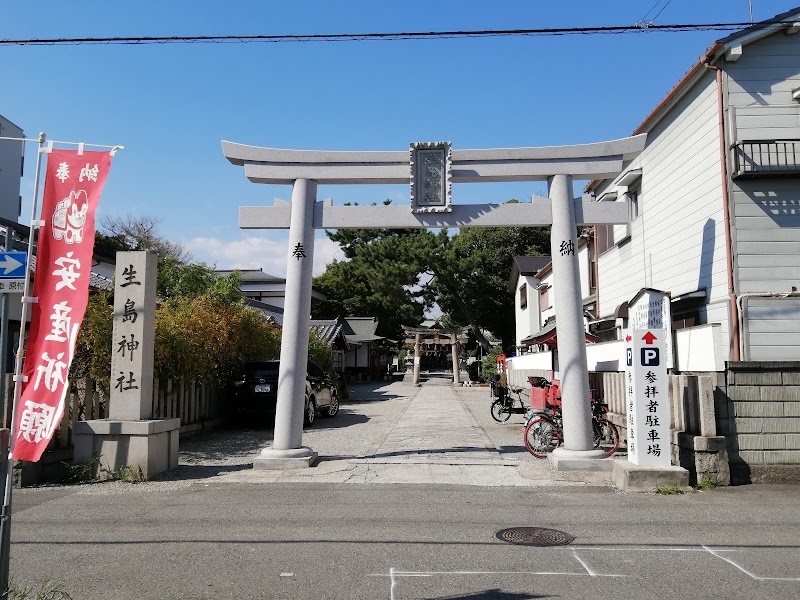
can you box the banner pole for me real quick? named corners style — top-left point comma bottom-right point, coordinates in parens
top-left (0, 132), bottom-right (47, 598)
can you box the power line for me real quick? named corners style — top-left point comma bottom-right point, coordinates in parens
top-left (0, 21), bottom-right (770, 47)
top-left (636, 0), bottom-right (674, 28)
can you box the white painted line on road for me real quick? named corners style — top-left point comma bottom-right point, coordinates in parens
top-left (376, 567), bottom-right (628, 597)
top-left (704, 545), bottom-right (800, 582)
top-left (574, 546), bottom-right (726, 553)
top-left (572, 549), bottom-right (598, 576)
top-left (371, 570), bottom-right (621, 577)
top-left (703, 545), bottom-right (763, 581)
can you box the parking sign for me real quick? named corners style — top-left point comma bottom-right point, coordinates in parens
top-left (624, 329), bottom-right (670, 467)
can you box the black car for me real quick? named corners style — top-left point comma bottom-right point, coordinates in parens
top-left (231, 360), bottom-right (339, 426)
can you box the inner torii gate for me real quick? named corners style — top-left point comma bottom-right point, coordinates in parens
top-left (223, 135), bottom-right (646, 470)
top-left (402, 325), bottom-right (470, 386)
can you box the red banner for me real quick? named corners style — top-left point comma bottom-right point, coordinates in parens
top-left (13, 149), bottom-right (113, 461)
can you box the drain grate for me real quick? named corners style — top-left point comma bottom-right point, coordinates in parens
top-left (495, 527), bottom-right (574, 547)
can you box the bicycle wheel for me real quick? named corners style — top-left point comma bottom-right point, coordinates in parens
top-left (593, 418), bottom-right (620, 457)
top-left (490, 400), bottom-right (511, 423)
top-left (524, 417), bottom-right (561, 458)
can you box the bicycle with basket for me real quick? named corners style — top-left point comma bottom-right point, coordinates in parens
top-left (489, 374), bottom-right (529, 423)
top-left (523, 375), bottom-right (620, 459)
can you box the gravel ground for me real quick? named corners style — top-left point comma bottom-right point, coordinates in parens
top-left (32, 380), bottom-right (420, 495)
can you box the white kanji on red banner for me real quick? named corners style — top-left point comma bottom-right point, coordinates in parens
top-left (13, 149), bottom-right (113, 462)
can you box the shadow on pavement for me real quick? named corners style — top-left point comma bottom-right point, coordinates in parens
top-left (367, 446), bottom-right (499, 460)
top-left (308, 410), bottom-right (369, 429)
top-left (429, 591), bottom-right (549, 600)
top-left (151, 463), bottom-right (253, 481)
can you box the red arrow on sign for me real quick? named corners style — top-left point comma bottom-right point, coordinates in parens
top-left (642, 332), bottom-right (658, 344)
top-left (625, 335), bottom-right (632, 342)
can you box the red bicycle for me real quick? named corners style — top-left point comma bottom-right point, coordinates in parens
top-left (523, 381), bottom-right (619, 458)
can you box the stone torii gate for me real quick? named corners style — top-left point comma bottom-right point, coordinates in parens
top-left (402, 325), bottom-right (470, 386)
top-left (223, 135), bottom-right (645, 470)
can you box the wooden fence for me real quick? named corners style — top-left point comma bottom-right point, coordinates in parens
top-left (3, 374), bottom-right (228, 457)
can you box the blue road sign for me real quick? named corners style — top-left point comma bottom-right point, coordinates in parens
top-left (0, 252), bottom-right (27, 279)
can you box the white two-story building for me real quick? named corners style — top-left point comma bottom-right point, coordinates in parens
top-left (589, 7), bottom-right (800, 363)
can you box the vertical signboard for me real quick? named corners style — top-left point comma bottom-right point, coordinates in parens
top-left (628, 288), bottom-right (673, 369)
top-left (109, 251), bottom-right (156, 421)
top-left (625, 329), bottom-right (670, 467)
top-left (14, 150), bottom-right (113, 462)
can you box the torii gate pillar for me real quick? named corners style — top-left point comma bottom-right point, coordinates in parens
top-left (548, 175), bottom-right (604, 464)
top-left (451, 336), bottom-right (460, 385)
top-left (256, 179), bottom-right (318, 468)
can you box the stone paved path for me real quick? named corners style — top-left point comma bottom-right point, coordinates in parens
top-left (363, 380), bottom-right (508, 466)
top-left (204, 375), bottom-right (610, 487)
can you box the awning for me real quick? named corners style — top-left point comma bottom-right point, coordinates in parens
top-left (521, 320), bottom-right (597, 348)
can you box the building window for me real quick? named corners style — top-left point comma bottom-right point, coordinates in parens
top-left (539, 285), bottom-right (550, 310)
top-left (596, 224), bottom-right (614, 255)
top-left (519, 284), bottom-right (527, 310)
top-left (629, 186), bottom-right (640, 221)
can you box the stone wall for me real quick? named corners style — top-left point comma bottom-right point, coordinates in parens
top-left (506, 365), bottom-right (731, 485)
top-left (589, 371), bottom-right (729, 486)
top-left (721, 362), bottom-right (800, 483)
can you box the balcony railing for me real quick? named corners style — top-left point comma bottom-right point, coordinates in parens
top-left (732, 139), bottom-right (800, 179)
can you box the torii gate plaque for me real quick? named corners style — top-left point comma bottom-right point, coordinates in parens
top-left (223, 135), bottom-right (645, 470)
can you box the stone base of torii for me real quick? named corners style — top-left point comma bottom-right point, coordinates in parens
top-left (223, 135), bottom-right (646, 471)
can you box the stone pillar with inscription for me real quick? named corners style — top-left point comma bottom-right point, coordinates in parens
top-left (73, 251), bottom-right (180, 479)
top-left (109, 251), bottom-right (156, 420)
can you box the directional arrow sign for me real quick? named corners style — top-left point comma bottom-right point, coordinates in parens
top-left (0, 252), bottom-right (26, 279)
top-left (642, 331), bottom-right (658, 345)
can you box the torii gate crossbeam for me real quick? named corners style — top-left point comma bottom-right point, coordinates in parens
top-left (223, 135), bottom-right (646, 472)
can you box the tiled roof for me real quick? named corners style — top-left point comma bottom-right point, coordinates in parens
top-left (508, 255), bottom-right (551, 293)
top-left (243, 298), bottom-right (284, 326)
top-left (310, 317), bottom-right (354, 348)
top-left (309, 319), bottom-right (342, 345)
top-left (215, 269), bottom-right (285, 284)
top-left (30, 255), bottom-right (113, 291)
top-left (89, 272), bottom-right (113, 291)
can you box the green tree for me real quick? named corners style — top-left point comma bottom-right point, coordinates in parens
top-left (313, 211), bottom-right (434, 340)
top-left (427, 219), bottom-right (550, 350)
top-left (308, 331), bottom-right (334, 373)
top-left (72, 250), bottom-right (279, 389)
top-left (314, 200), bottom-right (550, 352)
top-left (154, 294), bottom-right (280, 386)
top-left (157, 258), bottom-right (241, 304)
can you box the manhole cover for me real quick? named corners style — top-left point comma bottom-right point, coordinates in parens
top-left (495, 527), bottom-right (574, 547)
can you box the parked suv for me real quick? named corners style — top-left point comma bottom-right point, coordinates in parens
top-left (231, 360), bottom-right (339, 426)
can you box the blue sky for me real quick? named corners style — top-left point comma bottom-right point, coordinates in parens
top-left (3, 0), bottom-right (799, 277)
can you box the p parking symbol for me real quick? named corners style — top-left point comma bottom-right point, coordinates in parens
top-left (641, 348), bottom-right (660, 367)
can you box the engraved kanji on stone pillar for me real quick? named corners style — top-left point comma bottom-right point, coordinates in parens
top-left (109, 251), bottom-right (156, 420)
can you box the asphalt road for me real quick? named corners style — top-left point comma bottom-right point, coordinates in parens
top-left (7, 376), bottom-right (800, 599)
top-left (8, 482), bottom-right (800, 599)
